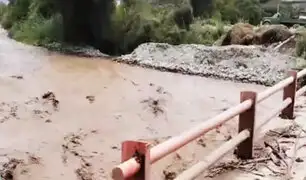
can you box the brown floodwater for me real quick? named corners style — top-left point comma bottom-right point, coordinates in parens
top-left (0, 28), bottom-right (285, 179)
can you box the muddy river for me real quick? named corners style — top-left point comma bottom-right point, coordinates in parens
top-left (0, 28), bottom-right (285, 179)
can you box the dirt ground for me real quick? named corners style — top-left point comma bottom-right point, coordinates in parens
top-left (0, 28), bottom-right (306, 180)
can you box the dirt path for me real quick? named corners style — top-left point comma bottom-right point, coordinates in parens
top-left (0, 28), bottom-right (299, 180)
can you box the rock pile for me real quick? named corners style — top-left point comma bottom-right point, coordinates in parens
top-left (119, 43), bottom-right (296, 86)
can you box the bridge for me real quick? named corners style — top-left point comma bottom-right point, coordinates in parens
top-left (111, 69), bottom-right (306, 180)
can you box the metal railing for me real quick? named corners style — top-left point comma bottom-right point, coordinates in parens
top-left (111, 70), bottom-right (306, 180)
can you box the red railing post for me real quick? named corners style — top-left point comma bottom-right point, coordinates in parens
top-left (237, 91), bottom-right (257, 160)
top-left (113, 141), bottom-right (150, 180)
top-left (281, 71), bottom-right (297, 119)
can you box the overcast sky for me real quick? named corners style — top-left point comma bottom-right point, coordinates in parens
top-left (0, 0), bottom-right (8, 4)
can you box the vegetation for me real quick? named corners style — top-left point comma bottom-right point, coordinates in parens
top-left (296, 27), bottom-right (306, 59)
top-left (295, 31), bottom-right (306, 68)
top-left (1, 0), bottom-right (61, 45)
top-left (0, 0), bottom-right (264, 55)
top-left (213, 0), bottom-right (262, 25)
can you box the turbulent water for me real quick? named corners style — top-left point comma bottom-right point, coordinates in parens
top-left (0, 28), bottom-right (287, 179)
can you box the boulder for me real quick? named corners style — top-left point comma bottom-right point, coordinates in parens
top-left (257, 24), bottom-right (293, 45)
top-left (220, 23), bottom-right (293, 46)
top-left (221, 23), bottom-right (258, 46)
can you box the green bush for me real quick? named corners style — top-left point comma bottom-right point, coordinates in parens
top-left (110, 0), bottom-right (225, 54)
top-left (296, 28), bottom-right (306, 58)
top-left (10, 13), bottom-right (62, 45)
top-left (213, 0), bottom-right (262, 25)
top-left (1, 8), bottom-right (13, 29)
top-left (27, 0), bottom-right (58, 18)
top-left (0, 3), bottom-right (7, 17)
top-left (111, 0), bottom-right (160, 53)
top-left (236, 0), bottom-right (262, 25)
top-left (189, 0), bottom-right (213, 17)
top-left (0, 0), bottom-right (32, 30)
top-left (173, 5), bottom-right (193, 30)
top-left (295, 28), bottom-right (306, 68)
top-left (0, 0), bottom-right (62, 45)
top-left (6, 0), bottom-right (31, 21)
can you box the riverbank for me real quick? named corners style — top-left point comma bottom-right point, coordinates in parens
top-left (42, 42), bottom-right (111, 58)
top-left (40, 41), bottom-right (302, 87)
top-left (40, 42), bottom-right (298, 87)
top-left (117, 43), bottom-right (300, 86)
top-left (38, 34), bottom-right (301, 87)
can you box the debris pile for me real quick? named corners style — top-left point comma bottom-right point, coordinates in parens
top-left (42, 91), bottom-right (59, 110)
top-left (206, 124), bottom-right (306, 179)
top-left (221, 23), bottom-right (293, 47)
top-left (119, 43), bottom-right (295, 86)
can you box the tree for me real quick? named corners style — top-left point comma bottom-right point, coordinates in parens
top-left (213, 0), bottom-right (262, 25)
top-left (173, 5), bottom-right (193, 30)
top-left (189, 0), bottom-right (213, 17)
top-left (236, 0), bottom-right (262, 25)
top-left (59, 0), bottom-right (116, 53)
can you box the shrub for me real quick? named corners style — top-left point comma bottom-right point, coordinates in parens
top-left (6, 0), bottom-right (31, 21)
top-left (173, 5), bottom-right (193, 30)
top-left (295, 28), bottom-right (306, 68)
top-left (0, 0), bottom-right (32, 30)
top-left (212, 0), bottom-right (262, 25)
top-left (1, 0), bottom-right (62, 45)
top-left (189, 0), bottom-right (213, 17)
top-left (296, 28), bottom-right (306, 58)
top-left (27, 0), bottom-right (59, 18)
top-left (236, 0), bottom-right (262, 25)
top-left (1, 8), bottom-right (13, 29)
top-left (110, 0), bottom-right (226, 54)
top-left (0, 2), bottom-right (7, 17)
top-left (10, 13), bottom-right (63, 45)
top-left (186, 20), bottom-right (225, 44)
top-left (111, 0), bottom-right (161, 53)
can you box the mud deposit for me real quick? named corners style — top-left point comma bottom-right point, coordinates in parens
top-left (119, 43), bottom-right (297, 86)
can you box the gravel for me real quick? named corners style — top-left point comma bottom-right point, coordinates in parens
top-left (43, 43), bottom-right (109, 58)
top-left (118, 43), bottom-right (297, 86)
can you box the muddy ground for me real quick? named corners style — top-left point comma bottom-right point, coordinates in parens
top-left (0, 27), bottom-right (306, 180)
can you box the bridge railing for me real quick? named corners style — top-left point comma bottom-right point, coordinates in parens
top-left (111, 69), bottom-right (306, 180)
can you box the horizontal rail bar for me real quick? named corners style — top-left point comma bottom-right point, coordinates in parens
top-left (174, 97), bottom-right (292, 180)
top-left (297, 85), bottom-right (306, 97)
top-left (257, 77), bottom-right (293, 103)
top-left (255, 97), bottom-right (292, 132)
top-left (112, 100), bottom-right (253, 179)
top-left (174, 130), bottom-right (250, 180)
top-left (150, 99), bottom-right (252, 163)
top-left (112, 157), bottom-right (140, 180)
top-left (297, 69), bottom-right (306, 79)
